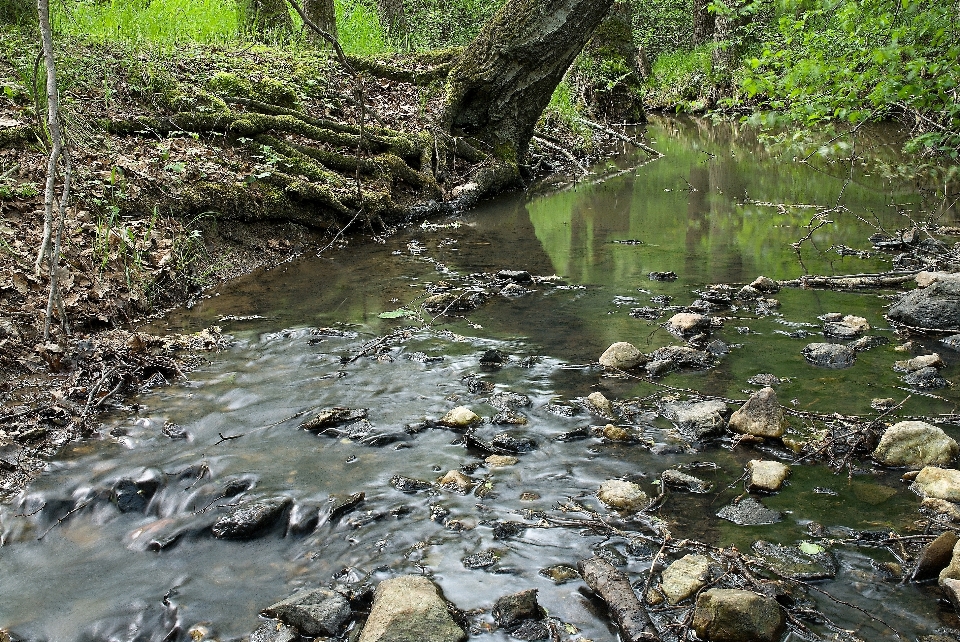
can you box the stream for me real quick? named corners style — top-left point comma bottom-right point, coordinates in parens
top-left (2, 116), bottom-right (958, 641)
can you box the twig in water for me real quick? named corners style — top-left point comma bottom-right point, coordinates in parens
top-left (213, 432), bottom-right (243, 446)
top-left (37, 499), bottom-right (92, 540)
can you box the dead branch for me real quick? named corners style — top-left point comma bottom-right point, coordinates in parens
top-left (578, 557), bottom-right (661, 642)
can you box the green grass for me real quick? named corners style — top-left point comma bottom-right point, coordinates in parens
top-left (643, 45), bottom-right (714, 111)
top-left (336, 0), bottom-right (390, 55)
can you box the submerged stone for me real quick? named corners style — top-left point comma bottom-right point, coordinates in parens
top-left (660, 399), bottom-right (728, 440)
top-left (801, 343), bottom-right (856, 368)
top-left (903, 366), bottom-right (949, 389)
top-left (662, 469), bottom-right (712, 493)
top-left (262, 588), bottom-right (351, 637)
top-left (212, 497), bottom-right (291, 539)
top-left (751, 540), bottom-right (836, 581)
top-left (716, 497), bottom-right (782, 525)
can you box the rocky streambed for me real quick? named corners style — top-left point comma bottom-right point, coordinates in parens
top-left (3, 118), bottom-right (960, 642)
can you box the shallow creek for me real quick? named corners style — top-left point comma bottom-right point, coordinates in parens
top-left (2, 117), bottom-right (959, 641)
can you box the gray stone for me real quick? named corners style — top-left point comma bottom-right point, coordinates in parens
top-left (746, 460), bottom-right (790, 493)
top-left (717, 497), bottom-right (782, 525)
top-left (492, 589), bottom-right (543, 628)
top-left (913, 531), bottom-right (959, 581)
top-left (660, 400), bottom-right (729, 440)
top-left (728, 387), bottom-right (784, 438)
top-left (942, 578), bottom-right (960, 613)
top-left (488, 392), bottom-right (531, 411)
top-left (662, 469), bottom-right (712, 493)
top-left (599, 342), bottom-right (645, 370)
top-left (692, 589), bottom-right (786, 642)
top-left (903, 366), bottom-right (949, 389)
top-left (751, 541), bottom-right (836, 581)
top-left (647, 345), bottom-right (714, 370)
top-left (914, 467), bottom-right (960, 502)
top-left (645, 359), bottom-right (675, 376)
top-left (212, 497), bottom-right (291, 539)
top-left (250, 621), bottom-right (300, 642)
top-left (359, 576), bottom-right (466, 642)
top-left (942, 334), bottom-right (960, 352)
top-left (598, 479), bottom-right (648, 512)
top-left (661, 554), bottom-right (711, 604)
top-left (849, 335), bottom-right (889, 352)
top-left (895, 353), bottom-right (945, 372)
top-left (873, 421), bottom-right (958, 468)
top-left (822, 322), bottom-right (861, 340)
top-left (888, 274), bottom-right (960, 330)
top-left (440, 406), bottom-right (481, 429)
top-left (801, 343), bottom-right (856, 368)
top-left (262, 588), bottom-right (351, 637)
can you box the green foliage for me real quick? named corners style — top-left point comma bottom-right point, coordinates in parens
top-left (0, 0), bottom-right (35, 25)
top-left (742, 0), bottom-right (960, 159)
top-left (386, 0), bottom-right (501, 50)
top-left (336, 0), bottom-right (390, 55)
top-left (633, 0), bottom-right (694, 61)
top-left (53, 0), bottom-right (241, 44)
top-left (644, 46), bottom-right (714, 111)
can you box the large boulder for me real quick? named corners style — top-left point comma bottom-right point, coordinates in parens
top-left (874, 421), bottom-right (958, 468)
top-left (597, 479), bottom-right (648, 512)
top-left (262, 588), bottom-right (351, 637)
top-left (660, 400), bottom-right (729, 440)
top-left (692, 589), bottom-right (786, 642)
top-left (888, 274), bottom-right (960, 330)
top-left (914, 467), bottom-right (960, 502)
top-left (359, 576), bottom-right (466, 642)
top-left (599, 342), bottom-right (645, 369)
top-left (661, 554), bottom-right (711, 604)
top-left (728, 388), bottom-right (784, 438)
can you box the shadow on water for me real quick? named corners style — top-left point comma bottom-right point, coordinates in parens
top-left (1, 116), bottom-right (958, 641)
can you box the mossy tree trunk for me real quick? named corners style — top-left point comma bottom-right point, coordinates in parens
top-left (442, 0), bottom-right (615, 170)
top-left (692, 0), bottom-right (715, 47)
top-left (304, 0), bottom-right (336, 41)
top-left (241, 0), bottom-right (293, 37)
top-left (578, 1), bottom-right (645, 122)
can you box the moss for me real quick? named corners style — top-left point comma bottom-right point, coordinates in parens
top-left (251, 77), bottom-right (298, 109)
top-left (206, 72), bottom-right (254, 99)
top-left (166, 88), bottom-right (229, 114)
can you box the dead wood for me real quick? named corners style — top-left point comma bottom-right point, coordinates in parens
top-left (577, 556), bottom-right (661, 642)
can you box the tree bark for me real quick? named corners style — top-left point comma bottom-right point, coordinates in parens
top-left (442, 0), bottom-right (615, 168)
top-left (303, 0), bottom-right (336, 41)
top-left (241, 0), bottom-right (293, 37)
top-left (579, 1), bottom-right (645, 122)
top-left (375, 0), bottom-right (405, 36)
top-left (692, 0), bottom-right (715, 47)
top-left (712, 0), bottom-right (741, 84)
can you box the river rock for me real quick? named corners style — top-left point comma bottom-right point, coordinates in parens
top-left (440, 406), bottom-right (481, 429)
top-left (914, 467), bottom-right (960, 502)
top-left (587, 392), bottom-right (616, 418)
top-left (212, 497), bottom-right (291, 539)
top-left (492, 589), bottom-right (544, 629)
top-left (302, 407), bottom-right (368, 431)
top-left (667, 313), bottom-right (711, 336)
top-left (801, 343), bottom-right (856, 368)
top-left (746, 460), bottom-right (790, 493)
top-left (737, 285), bottom-right (761, 300)
top-left (692, 589), bottom-right (786, 642)
top-left (940, 541), bottom-right (960, 586)
top-left (728, 387), bottom-right (784, 438)
top-left (888, 274), bottom-right (960, 330)
top-left (391, 475), bottom-right (434, 493)
top-left (485, 455), bottom-right (518, 467)
top-left (647, 345), bottom-right (714, 370)
top-left (917, 271), bottom-right (951, 288)
top-left (262, 588), bottom-right (351, 637)
top-left (597, 479), bottom-right (648, 512)
top-left (873, 421), bottom-right (958, 468)
top-left (942, 334), bottom-right (960, 352)
top-left (358, 576), bottom-right (466, 642)
top-left (660, 399), bottom-right (729, 440)
top-left (943, 578), bottom-right (960, 613)
top-left (438, 470), bottom-right (473, 493)
top-left (903, 366), bottom-right (950, 389)
top-left (111, 478), bottom-right (156, 513)
top-left (250, 621), bottom-right (299, 642)
top-left (662, 469), bottom-right (712, 493)
top-left (895, 353), bottom-right (945, 372)
top-left (601, 424), bottom-right (633, 441)
top-left (751, 540), bottom-right (836, 581)
top-left (822, 322), bottom-right (861, 340)
top-left (661, 554), bottom-right (711, 603)
top-left (599, 342), bottom-right (645, 369)
top-left (488, 392), bottom-right (531, 411)
top-left (849, 335), bottom-right (889, 352)
top-left (922, 497), bottom-right (960, 521)
top-left (750, 276), bottom-right (779, 293)
top-left (913, 531), bottom-right (959, 581)
top-left (717, 497), bottom-right (782, 525)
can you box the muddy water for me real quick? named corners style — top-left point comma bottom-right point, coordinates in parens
top-left (2, 117), bottom-right (958, 641)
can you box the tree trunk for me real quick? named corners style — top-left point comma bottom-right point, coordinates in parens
top-left (303, 0), bottom-right (336, 41)
top-left (1, 0), bottom-right (36, 25)
top-left (442, 0), bottom-right (615, 168)
top-left (375, 0), bottom-right (405, 37)
top-left (241, 0), bottom-right (293, 37)
top-left (712, 0), bottom-right (742, 85)
top-left (692, 0), bottom-right (715, 47)
top-left (578, 1), bottom-right (645, 122)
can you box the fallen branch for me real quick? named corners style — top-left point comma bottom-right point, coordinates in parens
top-left (575, 117), bottom-right (662, 158)
top-left (578, 557), bottom-right (661, 642)
top-left (533, 135), bottom-right (588, 175)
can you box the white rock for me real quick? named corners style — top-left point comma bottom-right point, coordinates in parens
top-left (728, 387), bottom-right (784, 438)
top-left (599, 342), bottom-right (644, 369)
top-left (914, 466), bottom-right (960, 502)
top-left (439, 406), bottom-right (481, 428)
top-left (597, 479), bottom-right (648, 512)
top-left (873, 421), bottom-right (958, 468)
top-left (746, 460), bottom-right (791, 493)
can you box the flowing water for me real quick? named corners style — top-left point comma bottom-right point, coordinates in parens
top-left (2, 116), bottom-right (959, 641)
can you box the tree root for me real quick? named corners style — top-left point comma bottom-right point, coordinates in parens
top-left (344, 52), bottom-right (458, 85)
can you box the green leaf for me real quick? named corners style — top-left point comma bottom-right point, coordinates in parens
top-left (799, 541), bottom-right (825, 555)
top-left (378, 307), bottom-right (417, 319)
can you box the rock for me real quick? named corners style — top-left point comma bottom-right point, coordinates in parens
top-left (750, 276), bottom-right (779, 293)
top-left (424, 291), bottom-right (486, 314)
top-left (888, 274), bottom-right (960, 330)
top-left (498, 270), bottom-right (533, 283)
top-left (161, 421), bottom-right (189, 440)
top-left (488, 392), bottom-right (531, 411)
top-left (913, 531), bottom-right (959, 581)
top-left (842, 315), bottom-right (870, 332)
top-left (491, 432), bottom-right (536, 453)
top-left (111, 479), bottom-right (156, 513)
top-left (942, 578), bottom-right (960, 612)
top-left (736, 285), bottom-right (761, 300)
top-left (873, 421), bottom-right (958, 468)
top-left (262, 588), bottom-right (351, 637)
top-left (801, 343), bottom-right (856, 368)
top-left (922, 497), bottom-right (960, 521)
top-left (212, 497), bottom-right (291, 539)
top-left (747, 373), bottom-right (781, 387)
top-left (462, 550), bottom-right (499, 569)
top-left (509, 620), bottom-right (550, 640)
top-left (391, 475), bottom-right (434, 493)
top-left (587, 392), bottom-right (616, 418)
top-left (717, 497), bottom-right (782, 525)
top-left (662, 469), bottom-right (712, 493)
top-left (492, 589), bottom-right (544, 629)
top-left (438, 470), bottom-right (473, 493)
top-left (492, 520), bottom-right (526, 539)
top-left (661, 554), bottom-right (711, 604)
top-left (302, 407), bottom-right (368, 431)
top-left (903, 366), bottom-right (949, 389)
top-left (728, 387), bottom-right (784, 438)
top-left (645, 359), bottom-right (674, 376)
top-left (895, 353), bottom-right (945, 372)
top-left (917, 271), bottom-right (950, 288)
top-left (597, 479), bottom-right (648, 512)
top-left (599, 342), bottom-right (645, 369)
top-left (492, 411), bottom-right (528, 425)
top-left (751, 541), bottom-right (836, 581)
top-left (358, 576), bottom-right (466, 642)
top-left (692, 589), bottom-right (786, 642)
top-left (479, 349), bottom-right (507, 366)
top-left (914, 467), bottom-right (960, 502)
top-left (601, 424), bottom-right (633, 441)
top-left (539, 565), bottom-right (579, 584)
top-left (849, 335), bottom-right (889, 352)
top-left (943, 334), bottom-right (960, 351)
top-left (250, 621), bottom-right (300, 642)
top-left (822, 322), bottom-right (861, 340)
top-left (661, 400), bottom-right (729, 440)
top-left (746, 460), bottom-right (790, 493)
top-left (649, 271), bottom-right (677, 281)
top-left (485, 455), bottom-right (518, 467)
top-left (705, 339), bottom-right (729, 356)
top-left (940, 541), bottom-right (960, 586)
top-left (667, 313), bottom-right (711, 336)
top-left (439, 406), bottom-right (481, 429)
